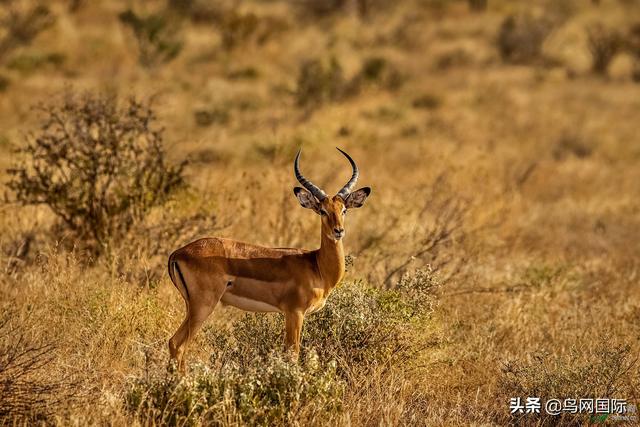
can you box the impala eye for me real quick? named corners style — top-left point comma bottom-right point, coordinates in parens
top-left (342, 209), bottom-right (347, 215)
top-left (320, 209), bottom-right (328, 216)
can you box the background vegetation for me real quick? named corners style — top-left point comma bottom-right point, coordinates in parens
top-left (0, 0), bottom-right (639, 425)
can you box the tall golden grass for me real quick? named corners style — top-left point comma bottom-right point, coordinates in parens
top-left (1, 0), bottom-right (639, 425)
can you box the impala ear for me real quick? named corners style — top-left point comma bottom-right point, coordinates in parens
top-left (344, 187), bottom-right (371, 209)
top-left (294, 187), bottom-right (320, 211)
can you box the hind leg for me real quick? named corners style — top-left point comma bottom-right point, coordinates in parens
top-left (168, 314), bottom-right (190, 372)
top-left (168, 283), bottom-right (226, 373)
top-left (169, 303), bottom-right (217, 373)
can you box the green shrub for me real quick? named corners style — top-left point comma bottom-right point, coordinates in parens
top-left (307, 283), bottom-right (397, 365)
top-left (6, 92), bottom-right (186, 253)
top-left (126, 355), bottom-right (344, 426)
top-left (303, 277), bottom-right (436, 366)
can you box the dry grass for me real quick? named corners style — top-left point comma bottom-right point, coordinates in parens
top-left (1, 0), bottom-right (639, 425)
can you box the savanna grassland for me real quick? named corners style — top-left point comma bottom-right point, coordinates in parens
top-left (1, 0), bottom-right (639, 425)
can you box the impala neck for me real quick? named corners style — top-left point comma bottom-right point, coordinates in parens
top-left (317, 222), bottom-right (345, 289)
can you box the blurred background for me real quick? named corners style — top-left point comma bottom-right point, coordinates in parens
top-left (0, 0), bottom-right (639, 424)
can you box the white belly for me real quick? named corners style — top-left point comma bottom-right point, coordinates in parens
top-left (220, 293), bottom-right (281, 313)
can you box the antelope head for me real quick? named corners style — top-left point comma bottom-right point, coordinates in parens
top-left (293, 148), bottom-right (371, 241)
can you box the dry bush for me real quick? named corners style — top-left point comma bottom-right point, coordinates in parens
top-left (167, 0), bottom-right (202, 17)
top-left (194, 107), bottom-right (230, 127)
top-left (6, 51), bottom-right (65, 75)
top-left (296, 56), bottom-right (402, 108)
top-left (0, 310), bottom-right (77, 423)
top-left (355, 0), bottom-right (390, 18)
top-left (215, 9), bottom-right (288, 51)
top-left (412, 93), bottom-right (442, 110)
top-left (624, 22), bottom-right (640, 81)
top-left (6, 92), bottom-right (186, 254)
top-left (434, 48), bottom-right (473, 70)
top-left (467, 0), bottom-right (487, 12)
top-left (0, 0), bottom-right (55, 62)
top-left (354, 176), bottom-right (469, 288)
top-left (552, 132), bottom-right (593, 161)
top-left (293, 0), bottom-right (348, 18)
top-left (496, 345), bottom-right (637, 425)
top-left (194, 94), bottom-right (263, 126)
top-left (587, 24), bottom-right (622, 76)
top-left (0, 73), bottom-right (9, 91)
top-left (218, 10), bottom-right (261, 51)
top-left (384, 196), bottom-right (467, 287)
top-left (67, 0), bottom-right (85, 13)
top-left (226, 65), bottom-right (259, 80)
top-left (2, 231), bottom-right (32, 274)
top-left (497, 13), bottom-right (556, 64)
top-left (353, 56), bottom-right (404, 91)
top-left (295, 0), bottom-right (391, 19)
top-left (167, 1), bottom-right (288, 51)
top-left (296, 57), bottom-right (347, 107)
top-left (167, 0), bottom-right (231, 25)
top-left (118, 9), bottom-right (183, 68)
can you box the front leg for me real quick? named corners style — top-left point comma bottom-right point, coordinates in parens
top-left (284, 310), bottom-right (304, 360)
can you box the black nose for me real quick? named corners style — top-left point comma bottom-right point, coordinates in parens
top-left (334, 228), bottom-right (344, 234)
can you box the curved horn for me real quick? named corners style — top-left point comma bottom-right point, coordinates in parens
top-left (336, 148), bottom-right (359, 200)
top-left (294, 149), bottom-right (327, 201)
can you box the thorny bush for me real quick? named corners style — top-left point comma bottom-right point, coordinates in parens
top-left (6, 93), bottom-right (185, 254)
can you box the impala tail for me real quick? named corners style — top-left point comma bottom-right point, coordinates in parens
top-left (168, 253), bottom-right (190, 302)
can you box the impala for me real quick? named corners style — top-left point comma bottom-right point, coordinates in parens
top-left (167, 148), bottom-right (371, 371)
